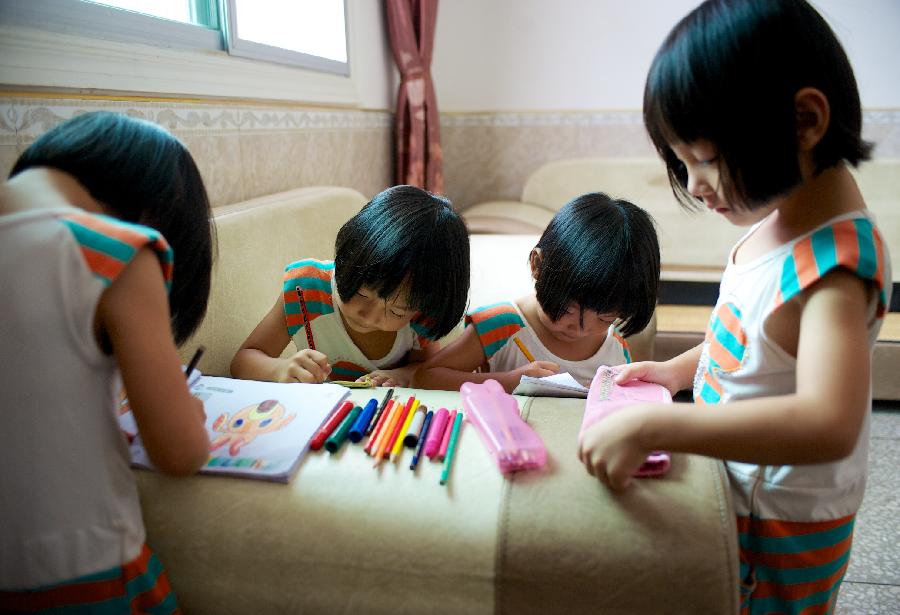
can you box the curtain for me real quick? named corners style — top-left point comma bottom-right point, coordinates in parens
top-left (385, 0), bottom-right (443, 194)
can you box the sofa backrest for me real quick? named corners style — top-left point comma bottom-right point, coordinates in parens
top-left (519, 156), bottom-right (900, 277)
top-left (180, 187), bottom-right (368, 375)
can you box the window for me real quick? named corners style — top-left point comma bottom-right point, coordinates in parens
top-left (1, 0), bottom-right (348, 74)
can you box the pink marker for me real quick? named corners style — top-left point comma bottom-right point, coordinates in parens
top-left (438, 410), bottom-right (458, 460)
top-left (424, 408), bottom-right (449, 459)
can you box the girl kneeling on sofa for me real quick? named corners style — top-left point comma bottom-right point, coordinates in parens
top-left (231, 185), bottom-right (470, 388)
top-left (413, 192), bottom-right (660, 393)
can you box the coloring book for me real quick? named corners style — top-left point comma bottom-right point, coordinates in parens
top-left (120, 375), bottom-right (350, 483)
top-left (512, 372), bottom-right (590, 398)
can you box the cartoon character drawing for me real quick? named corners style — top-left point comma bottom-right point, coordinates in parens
top-left (210, 399), bottom-right (295, 456)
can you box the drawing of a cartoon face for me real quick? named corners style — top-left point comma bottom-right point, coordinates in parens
top-left (211, 399), bottom-right (296, 456)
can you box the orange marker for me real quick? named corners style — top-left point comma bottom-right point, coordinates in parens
top-left (365, 400), bottom-right (395, 456)
top-left (373, 402), bottom-right (404, 467)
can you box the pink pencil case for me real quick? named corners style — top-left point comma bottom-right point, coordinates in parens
top-left (460, 379), bottom-right (547, 474)
top-left (581, 365), bottom-right (672, 477)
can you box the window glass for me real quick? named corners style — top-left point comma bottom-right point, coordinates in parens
top-left (233, 0), bottom-right (346, 63)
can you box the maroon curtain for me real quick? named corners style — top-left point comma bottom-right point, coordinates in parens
top-left (385, 0), bottom-right (443, 194)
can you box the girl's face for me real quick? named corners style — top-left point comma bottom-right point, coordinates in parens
top-left (336, 285), bottom-right (416, 334)
top-left (537, 303), bottom-right (618, 345)
top-left (670, 139), bottom-right (771, 227)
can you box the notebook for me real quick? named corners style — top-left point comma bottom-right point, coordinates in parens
top-left (512, 372), bottom-right (590, 398)
top-left (120, 375), bottom-right (350, 483)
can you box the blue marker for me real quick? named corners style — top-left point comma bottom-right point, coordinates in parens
top-left (409, 410), bottom-right (434, 470)
top-left (348, 398), bottom-right (378, 443)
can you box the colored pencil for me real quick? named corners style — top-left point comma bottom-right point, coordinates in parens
top-left (295, 285), bottom-right (316, 350)
top-left (365, 400), bottom-right (395, 455)
top-left (366, 388), bottom-right (394, 436)
top-left (373, 401), bottom-right (404, 467)
top-left (440, 412), bottom-right (464, 485)
top-left (513, 337), bottom-right (535, 362)
top-left (383, 396), bottom-right (415, 459)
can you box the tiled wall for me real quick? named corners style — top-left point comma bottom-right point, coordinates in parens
top-left (0, 97), bottom-right (394, 208)
top-left (440, 109), bottom-right (900, 210)
top-left (4, 98), bottom-right (898, 212)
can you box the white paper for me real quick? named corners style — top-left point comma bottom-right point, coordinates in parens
top-left (122, 376), bottom-right (349, 483)
top-left (512, 372), bottom-right (589, 398)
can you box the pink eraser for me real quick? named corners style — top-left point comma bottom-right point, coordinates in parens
top-left (424, 408), bottom-right (449, 459)
top-left (437, 410), bottom-right (457, 460)
top-left (581, 365), bottom-right (673, 477)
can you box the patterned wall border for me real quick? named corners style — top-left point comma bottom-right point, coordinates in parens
top-left (0, 97), bottom-right (392, 143)
top-left (440, 109), bottom-right (900, 128)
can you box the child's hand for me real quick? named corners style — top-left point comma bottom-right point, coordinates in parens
top-left (613, 361), bottom-right (683, 397)
top-left (278, 349), bottom-right (331, 383)
top-left (578, 406), bottom-right (652, 491)
top-left (363, 369), bottom-right (408, 388)
top-left (518, 360), bottom-right (560, 379)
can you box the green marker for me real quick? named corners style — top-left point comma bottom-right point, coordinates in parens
top-left (325, 406), bottom-right (362, 454)
top-left (439, 412), bottom-right (464, 485)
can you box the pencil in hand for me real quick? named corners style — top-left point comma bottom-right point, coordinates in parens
top-left (513, 337), bottom-right (535, 362)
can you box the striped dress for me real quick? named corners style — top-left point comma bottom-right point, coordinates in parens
top-left (0, 207), bottom-right (180, 612)
top-left (282, 259), bottom-right (433, 381)
top-left (467, 300), bottom-right (631, 386)
top-left (692, 211), bottom-right (891, 614)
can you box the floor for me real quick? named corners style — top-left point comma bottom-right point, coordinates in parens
top-left (836, 401), bottom-right (900, 613)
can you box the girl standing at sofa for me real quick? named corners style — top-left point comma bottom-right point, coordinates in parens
top-left (413, 192), bottom-right (661, 393)
top-left (231, 184), bottom-right (470, 388)
top-left (0, 112), bottom-right (212, 611)
top-left (578, 1), bottom-right (891, 613)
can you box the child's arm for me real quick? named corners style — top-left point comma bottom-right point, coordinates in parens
top-left (98, 248), bottom-right (209, 476)
top-left (412, 324), bottom-right (559, 392)
top-left (230, 295), bottom-right (331, 383)
top-left (613, 343), bottom-right (704, 396)
top-left (580, 270), bottom-right (873, 490)
top-left (363, 343), bottom-right (441, 388)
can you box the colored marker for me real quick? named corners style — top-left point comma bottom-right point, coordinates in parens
top-left (383, 396), bottom-right (415, 459)
top-left (391, 399), bottom-right (420, 460)
top-left (440, 412), bottom-right (464, 485)
top-left (310, 400), bottom-right (354, 451)
top-left (364, 399), bottom-right (395, 455)
top-left (403, 404), bottom-right (427, 448)
top-left (366, 388), bottom-right (393, 436)
top-left (438, 410), bottom-right (458, 460)
top-left (424, 408), bottom-right (449, 459)
top-left (325, 405), bottom-right (361, 454)
top-left (410, 410), bottom-right (434, 470)
top-left (349, 398), bottom-right (378, 443)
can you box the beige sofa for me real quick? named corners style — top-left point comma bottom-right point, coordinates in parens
top-left (135, 186), bottom-right (739, 613)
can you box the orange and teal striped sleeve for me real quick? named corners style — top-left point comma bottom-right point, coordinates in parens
top-left (410, 313), bottom-right (435, 348)
top-left (776, 217), bottom-right (888, 317)
top-left (60, 211), bottom-right (173, 291)
top-left (465, 302), bottom-right (526, 359)
top-left (696, 301), bottom-right (748, 405)
top-left (283, 259), bottom-right (335, 337)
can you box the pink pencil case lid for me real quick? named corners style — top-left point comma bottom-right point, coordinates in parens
top-left (581, 365), bottom-right (672, 477)
top-left (460, 379), bottom-right (547, 474)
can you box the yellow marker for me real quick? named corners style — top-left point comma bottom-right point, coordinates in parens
top-left (391, 399), bottom-right (420, 460)
top-left (514, 337), bottom-right (535, 362)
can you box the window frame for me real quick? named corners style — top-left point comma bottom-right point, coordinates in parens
top-left (0, 0), bottom-right (358, 105)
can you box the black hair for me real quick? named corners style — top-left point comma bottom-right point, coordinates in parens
top-left (334, 185), bottom-right (470, 340)
top-left (643, 0), bottom-right (872, 211)
top-left (10, 111), bottom-right (215, 345)
top-left (534, 193), bottom-right (660, 338)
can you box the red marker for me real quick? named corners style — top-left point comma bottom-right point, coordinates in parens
top-left (310, 400), bottom-right (354, 451)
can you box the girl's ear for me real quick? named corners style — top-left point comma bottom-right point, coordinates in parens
top-left (529, 248), bottom-right (542, 281)
top-left (795, 87), bottom-right (830, 152)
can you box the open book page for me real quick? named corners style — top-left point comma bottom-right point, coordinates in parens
top-left (512, 372), bottom-right (589, 398)
top-left (121, 376), bottom-right (350, 483)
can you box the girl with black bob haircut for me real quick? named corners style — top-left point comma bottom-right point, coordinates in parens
top-left (414, 192), bottom-right (660, 394)
top-left (643, 0), bottom-right (871, 211)
top-left (11, 111), bottom-right (214, 344)
top-left (1, 111), bottom-right (212, 609)
top-left (232, 185), bottom-right (470, 388)
top-left (582, 2), bottom-right (892, 614)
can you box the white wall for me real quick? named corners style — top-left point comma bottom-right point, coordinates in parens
top-left (348, 0), bottom-right (395, 110)
top-left (432, 0), bottom-right (900, 112)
